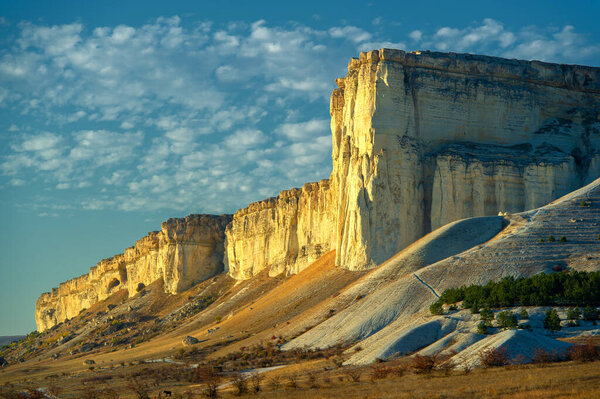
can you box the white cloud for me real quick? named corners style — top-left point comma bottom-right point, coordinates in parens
top-left (409, 30), bottom-right (422, 42)
top-left (329, 26), bottom-right (372, 43)
top-left (1, 16), bottom-right (597, 216)
top-left (276, 119), bottom-right (329, 141)
top-left (415, 18), bottom-right (599, 65)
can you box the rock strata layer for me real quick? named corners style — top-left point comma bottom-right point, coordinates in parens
top-left (35, 214), bottom-right (231, 331)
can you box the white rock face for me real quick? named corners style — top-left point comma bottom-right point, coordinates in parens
top-left (330, 49), bottom-right (600, 270)
top-left (226, 49), bottom-right (600, 277)
top-left (35, 214), bottom-right (231, 331)
top-left (225, 180), bottom-right (336, 279)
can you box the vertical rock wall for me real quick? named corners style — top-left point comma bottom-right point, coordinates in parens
top-left (225, 180), bottom-right (335, 279)
top-left (35, 214), bottom-right (231, 331)
top-left (329, 49), bottom-right (600, 270)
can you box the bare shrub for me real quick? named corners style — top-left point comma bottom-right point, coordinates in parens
top-left (267, 375), bottom-right (281, 390)
top-left (306, 372), bottom-right (319, 389)
top-left (436, 355), bottom-right (455, 375)
top-left (80, 387), bottom-right (102, 399)
top-left (285, 374), bottom-right (299, 389)
top-left (24, 389), bottom-right (46, 399)
top-left (126, 376), bottom-right (150, 399)
top-left (197, 367), bottom-right (221, 398)
top-left (390, 363), bottom-right (408, 377)
top-left (531, 348), bottom-right (561, 365)
top-left (231, 372), bottom-right (248, 396)
top-left (370, 364), bottom-right (391, 380)
top-left (479, 347), bottom-right (509, 368)
top-left (411, 354), bottom-right (437, 374)
top-left (46, 385), bottom-right (63, 397)
top-left (249, 372), bottom-right (264, 393)
top-left (568, 339), bottom-right (600, 362)
top-left (343, 367), bottom-right (362, 382)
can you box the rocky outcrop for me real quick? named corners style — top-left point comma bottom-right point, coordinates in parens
top-left (330, 49), bottom-right (600, 270)
top-left (225, 180), bottom-right (336, 279)
top-left (35, 214), bottom-right (231, 331)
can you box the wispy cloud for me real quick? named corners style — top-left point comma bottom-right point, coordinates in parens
top-left (414, 18), bottom-right (599, 64)
top-left (1, 17), bottom-right (598, 216)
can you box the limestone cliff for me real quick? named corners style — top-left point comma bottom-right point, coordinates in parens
top-left (330, 49), bottom-right (600, 270)
top-left (225, 180), bottom-right (335, 279)
top-left (35, 214), bottom-right (231, 331)
top-left (225, 49), bottom-right (600, 277)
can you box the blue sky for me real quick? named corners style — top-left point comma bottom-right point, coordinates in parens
top-left (1, 0), bottom-right (599, 335)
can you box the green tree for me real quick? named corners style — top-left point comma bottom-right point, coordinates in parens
top-left (543, 309), bottom-right (561, 332)
top-left (477, 321), bottom-right (488, 335)
top-left (480, 307), bottom-right (494, 323)
top-left (519, 309), bottom-right (529, 319)
top-left (583, 306), bottom-right (599, 321)
top-left (497, 311), bottom-right (518, 329)
top-left (548, 235), bottom-right (555, 242)
top-left (429, 301), bottom-right (443, 315)
top-left (567, 307), bottom-right (582, 321)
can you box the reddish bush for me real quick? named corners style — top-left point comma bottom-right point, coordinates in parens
top-left (531, 348), bottom-right (562, 365)
top-left (370, 364), bottom-right (392, 380)
top-left (411, 354), bottom-right (437, 374)
top-left (479, 347), bottom-right (509, 367)
top-left (568, 339), bottom-right (600, 362)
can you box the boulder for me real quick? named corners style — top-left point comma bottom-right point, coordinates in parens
top-left (182, 336), bottom-right (199, 346)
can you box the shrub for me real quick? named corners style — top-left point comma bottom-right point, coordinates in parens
top-left (519, 309), bottom-right (529, 319)
top-left (568, 339), bottom-right (600, 362)
top-left (370, 364), bottom-right (391, 380)
top-left (539, 238), bottom-right (544, 243)
top-left (429, 301), bottom-right (443, 315)
top-left (285, 374), bottom-right (299, 389)
top-left (497, 311), bottom-right (518, 329)
top-left (231, 373), bottom-right (248, 396)
top-left (480, 307), bottom-right (494, 322)
top-left (267, 375), bottom-right (281, 390)
top-left (479, 347), bottom-right (509, 367)
top-left (343, 367), bottom-right (362, 382)
top-left (197, 367), bottom-right (221, 398)
top-left (477, 321), bottom-right (488, 335)
top-left (583, 306), bottom-right (599, 321)
top-left (249, 372), bottom-right (264, 393)
top-left (306, 372), bottom-right (319, 389)
top-left (560, 236), bottom-right (567, 242)
top-left (436, 356), bottom-right (455, 376)
top-left (126, 376), bottom-right (150, 399)
top-left (531, 348), bottom-right (562, 365)
top-left (567, 307), bottom-right (582, 321)
top-left (411, 354), bottom-right (436, 374)
top-left (548, 235), bottom-right (555, 242)
top-left (543, 309), bottom-right (562, 332)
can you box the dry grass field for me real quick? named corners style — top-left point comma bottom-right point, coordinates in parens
top-left (1, 356), bottom-right (599, 398)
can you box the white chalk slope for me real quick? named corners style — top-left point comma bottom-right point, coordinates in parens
top-left (284, 178), bottom-right (600, 365)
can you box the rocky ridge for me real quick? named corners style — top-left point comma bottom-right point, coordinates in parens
top-left (35, 214), bottom-right (231, 331)
top-left (35, 49), bottom-right (600, 331)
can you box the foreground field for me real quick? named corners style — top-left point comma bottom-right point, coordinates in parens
top-left (1, 357), bottom-right (599, 398)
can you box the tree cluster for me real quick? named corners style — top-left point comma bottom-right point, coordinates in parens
top-left (431, 271), bottom-right (600, 312)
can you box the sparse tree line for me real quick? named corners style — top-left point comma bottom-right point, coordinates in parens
top-left (430, 271), bottom-right (600, 312)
